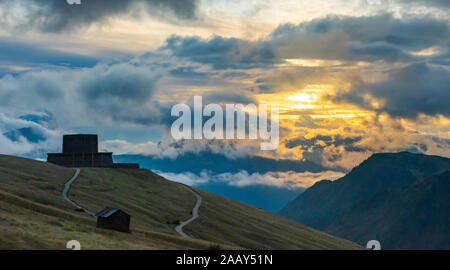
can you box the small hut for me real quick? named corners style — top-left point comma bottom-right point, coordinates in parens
top-left (96, 207), bottom-right (130, 233)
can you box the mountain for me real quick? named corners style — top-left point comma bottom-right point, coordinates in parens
top-left (326, 170), bottom-right (450, 249)
top-left (0, 154), bottom-right (360, 250)
top-left (280, 152), bottom-right (450, 249)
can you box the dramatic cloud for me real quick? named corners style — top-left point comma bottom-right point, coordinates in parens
top-left (107, 137), bottom-right (264, 161)
top-left (77, 63), bottom-right (170, 125)
top-left (270, 13), bottom-right (449, 58)
top-left (334, 63), bottom-right (450, 118)
top-left (163, 14), bottom-right (449, 69)
top-left (155, 170), bottom-right (209, 186)
top-left (0, 6), bottom-right (448, 174)
top-left (101, 139), bottom-right (180, 160)
top-left (163, 35), bottom-right (276, 69)
top-left (0, 0), bottom-right (198, 32)
top-left (285, 135), bottom-right (363, 151)
top-left (0, 61), bottom-right (171, 127)
top-left (0, 112), bottom-right (63, 157)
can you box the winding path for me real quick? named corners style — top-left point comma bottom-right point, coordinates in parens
top-left (63, 169), bottom-right (202, 236)
top-left (175, 186), bottom-right (202, 238)
top-left (62, 169), bottom-right (95, 217)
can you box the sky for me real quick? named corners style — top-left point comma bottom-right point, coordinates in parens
top-left (0, 0), bottom-right (449, 207)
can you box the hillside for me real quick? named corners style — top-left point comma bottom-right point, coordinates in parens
top-left (0, 155), bottom-right (360, 250)
top-left (114, 153), bottom-right (324, 212)
top-left (326, 171), bottom-right (450, 249)
top-left (280, 152), bottom-right (450, 249)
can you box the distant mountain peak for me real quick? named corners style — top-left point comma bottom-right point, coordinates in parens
top-left (280, 152), bottom-right (450, 249)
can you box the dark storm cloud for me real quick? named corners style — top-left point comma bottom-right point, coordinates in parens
top-left (163, 35), bottom-right (277, 69)
top-left (303, 13), bottom-right (449, 49)
top-left (0, 0), bottom-right (197, 32)
top-left (334, 63), bottom-right (450, 118)
top-left (79, 64), bottom-right (156, 102)
top-left (285, 135), bottom-right (363, 150)
top-left (222, 72), bottom-right (254, 79)
top-left (348, 42), bottom-right (413, 62)
top-left (163, 14), bottom-right (449, 69)
top-left (169, 66), bottom-right (212, 78)
top-left (270, 13), bottom-right (449, 61)
top-left (77, 63), bottom-right (172, 126)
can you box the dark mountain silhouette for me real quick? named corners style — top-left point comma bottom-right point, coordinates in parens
top-left (326, 170), bottom-right (450, 249)
top-left (280, 152), bottom-right (450, 249)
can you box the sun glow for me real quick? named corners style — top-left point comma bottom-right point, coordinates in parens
top-left (284, 59), bottom-right (344, 67)
top-left (256, 84), bottom-right (373, 122)
top-left (410, 46), bottom-right (441, 56)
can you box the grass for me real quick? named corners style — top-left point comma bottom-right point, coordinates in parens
top-left (185, 188), bottom-right (361, 249)
top-left (0, 154), bottom-right (361, 250)
top-left (68, 168), bottom-right (196, 235)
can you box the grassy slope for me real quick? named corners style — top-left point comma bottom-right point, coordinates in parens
top-left (0, 155), bottom-right (361, 250)
top-left (0, 155), bottom-right (216, 250)
top-left (185, 188), bottom-right (361, 249)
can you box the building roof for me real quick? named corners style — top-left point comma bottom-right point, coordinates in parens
top-left (64, 134), bottom-right (98, 137)
top-left (96, 207), bottom-right (120, 218)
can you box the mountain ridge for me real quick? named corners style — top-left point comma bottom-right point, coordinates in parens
top-left (326, 170), bottom-right (450, 249)
top-left (279, 152), bottom-right (450, 249)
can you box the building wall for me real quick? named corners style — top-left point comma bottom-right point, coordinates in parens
top-left (48, 153), bottom-right (114, 167)
top-left (96, 213), bottom-right (130, 232)
top-left (48, 134), bottom-right (139, 168)
top-left (63, 134), bottom-right (98, 154)
top-left (112, 163), bottom-right (140, 169)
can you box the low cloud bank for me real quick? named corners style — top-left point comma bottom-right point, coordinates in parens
top-left (0, 112), bottom-right (63, 157)
top-left (156, 169), bottom-right (345, 189)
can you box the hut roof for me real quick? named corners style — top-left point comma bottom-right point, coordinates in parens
top-left (96, 207), bottom-right (120, 218)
